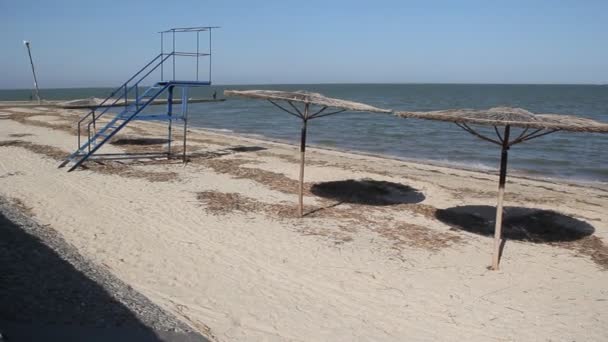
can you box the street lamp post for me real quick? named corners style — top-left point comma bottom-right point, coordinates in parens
top-left (23, 40), bottom-right (41, 104)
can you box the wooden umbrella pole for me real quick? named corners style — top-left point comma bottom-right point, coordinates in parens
top-left (298, 104), bottom-right (309, 217)
top-left (491, 125), bottom-right (511, 270)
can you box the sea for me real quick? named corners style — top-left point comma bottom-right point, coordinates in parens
top-left (1, 84), bottom-right (607, 183)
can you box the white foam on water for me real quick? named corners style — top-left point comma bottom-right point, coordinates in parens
top-left (204, 128), bottom-right (234, 134)
top-left (429, 159), bottom-right (497, 171)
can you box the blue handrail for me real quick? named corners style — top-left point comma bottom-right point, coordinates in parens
top-left (77, 53), bottom-right (174, 147)
top-left (62, 26), bottom-right (218, 171)
top-left (78, 53), bottom-right (170, 124)
top-left (68, 83), bottom-right (171, 171)
top-left (78, 54), bottom-right (160, 123)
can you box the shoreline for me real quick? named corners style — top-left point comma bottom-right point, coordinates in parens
top-left (3, 86), bottom-right (606, 184)
top-left (195, 126), bottom-right (608, 191)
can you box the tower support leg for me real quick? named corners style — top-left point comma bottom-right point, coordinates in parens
top-left (181, 87), bottom-right (189, 163)
top-left (167, 86), bottom-right (174, 158)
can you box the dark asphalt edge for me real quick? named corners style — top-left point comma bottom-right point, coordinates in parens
top-left (0, 195), bottom-right (210, 341)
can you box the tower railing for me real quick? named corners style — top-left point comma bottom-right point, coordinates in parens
top-left (77, 53), bottom-right (167, 147)
top-left (76, 26), bottom-right (218, 149)
top-left (65, 26), bottom-right (218, 170)
top-left (160, 26), bottom-right (218, 82)
top-left (76, 51), bottom-right (210, 149)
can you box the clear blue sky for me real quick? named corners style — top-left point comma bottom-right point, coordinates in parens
top-left (1, 0), bottom-right (607, 89)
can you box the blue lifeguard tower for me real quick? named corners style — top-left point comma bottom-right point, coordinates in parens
top-left (59, 26), bottom-right (219, 171)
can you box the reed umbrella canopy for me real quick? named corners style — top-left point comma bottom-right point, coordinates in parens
top-left (396, 106), bottom-right (608, 270)
top-left (225, 90), bottom-right (391, 217)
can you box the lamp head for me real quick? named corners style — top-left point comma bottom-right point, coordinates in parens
top-left (23, 40), bottom-right (30, 46)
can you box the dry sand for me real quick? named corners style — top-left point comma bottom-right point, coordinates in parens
top-left (1, 107), bottom-right (607, 341)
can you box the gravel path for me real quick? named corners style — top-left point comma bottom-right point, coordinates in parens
top-left (0, 196), bottom-right (207, 341)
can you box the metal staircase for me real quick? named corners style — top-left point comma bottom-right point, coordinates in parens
top-left (59, 27), bottom-right (218, 172)
top-left (59, 81), bottom-right (171, 171)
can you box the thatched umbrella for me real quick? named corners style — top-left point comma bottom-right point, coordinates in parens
top-left (225, 90), bottom-right (391, 217)
top-left (395, 107), bottom-right (608, 270)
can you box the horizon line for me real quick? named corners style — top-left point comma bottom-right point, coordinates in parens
top-left (2, 81), bottom-right (606, 91)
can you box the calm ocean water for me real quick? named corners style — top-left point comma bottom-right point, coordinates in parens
top-left (2, 84), bottom-right (607, 182)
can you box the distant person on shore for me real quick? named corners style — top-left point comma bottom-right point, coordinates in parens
top-left (212, 91), bottom-right (217, 100)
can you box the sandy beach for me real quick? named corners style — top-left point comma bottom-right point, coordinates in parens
top-left (1, 106), bottom-right (607, 341)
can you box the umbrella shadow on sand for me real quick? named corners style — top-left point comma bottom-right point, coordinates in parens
top-left (106, 137), bottom-right (267, 163)
top-left (436, 205), bottom-right (597, 265)
top-left (436, 205), bottom-right (594, 242)
top-left (310, 179), bottom-right (425, 207)
top-left (112, 137), bottom-right (268, 157)
top-left (111, 138), bottom-right (169, 146)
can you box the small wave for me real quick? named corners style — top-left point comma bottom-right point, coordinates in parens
top-left (239, 132), bottom-right (275, 140)
top-left (432, 159), bottom-right (496, 172)
top-left (203, 128), bottom-right (235, 134)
